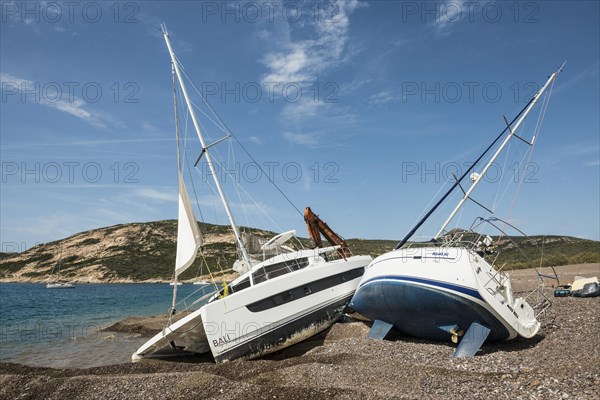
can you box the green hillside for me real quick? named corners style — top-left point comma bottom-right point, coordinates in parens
top-left (0, 220), bottom-right (598, 282)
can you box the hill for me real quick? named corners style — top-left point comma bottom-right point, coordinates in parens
top-left (0, 220), bottom-right (273, 283)
top-left (0, 220), bottom-right (598, 283)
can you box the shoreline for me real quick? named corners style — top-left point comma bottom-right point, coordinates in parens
top-left (1, 294), bottom-right (598, 399)
top-left (1, 264), bottom-right (598, 398)
top-left (0, 276), bottom-right (235, 285)
top-left (1, 263), bottom-right (597, 285)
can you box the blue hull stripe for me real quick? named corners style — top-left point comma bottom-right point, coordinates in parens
top-left (350, 280), bottom-right (511, 342)
top-left (360, 275), bottom-right (483, 301)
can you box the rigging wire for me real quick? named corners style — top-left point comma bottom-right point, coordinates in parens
top-left (498, 79), bottom-right (556, 243)
top-left (228, 138), bottom-right (251, 229)
top-left (491, 140), bottom-right (513, 211)
top-left (493, 143), bottom-right (531, 214)
top-left (395, 93), bottom-right (539, 249)
top-left (176, 61), bottom-right (303, 217)
top-left (176, 79), bottom-right (207, 224)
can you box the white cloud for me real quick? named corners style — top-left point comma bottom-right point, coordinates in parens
top-left (260, 0), bottom-right (360, 84)
top-left (136, 188), bottom-right (178, 202)
top-left (0, 73), bottom-right (117, 128)
top-left (433, 0), bottom-right (470, 35)
top-left (142, 121), bottom-right (160, 132)
top-left (247, 136), bottom-right (263, 145)
top-left (263, 45), bottom-right (311, 82)
top-left (282, 132), bottom-right (319, 146)
top-left (368, 91), bottom-right (396, 105)
top-left (281, 98), bottom-right (321, 121)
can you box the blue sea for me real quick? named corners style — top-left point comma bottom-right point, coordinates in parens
top-left (0, 283), bottom-right (215, 368)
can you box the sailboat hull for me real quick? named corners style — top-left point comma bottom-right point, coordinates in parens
top-left (350, 247), bottom-right (540, 345)
top-left (133, 252), bottom-right (372, 363)
top-left (132, 308), bottom-right (211, 360)
top-left (202, 253), bottom-right (371, 363)
top-left (212, 293), bottom-right (353, 363)
top-left (350, 277), bottom-right (510, 342)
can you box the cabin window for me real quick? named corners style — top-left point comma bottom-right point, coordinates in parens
top-left (253, 257), bottom-right (309, 284)
top-left (229, 277), bottom-right (250, 293)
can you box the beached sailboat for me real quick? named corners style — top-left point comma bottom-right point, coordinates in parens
top-left (132, 24), bottom-right (372, 363)
top-left (350, 65), bottom-right (564, 356)
top-left (46, 248), bottom-right (75, 289)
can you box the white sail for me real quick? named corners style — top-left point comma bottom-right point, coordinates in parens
top-left (175, 171), bottom-right (202, 277)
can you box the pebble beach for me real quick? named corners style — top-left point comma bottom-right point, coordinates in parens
top-left (1, 264), bottom-right (598, 399)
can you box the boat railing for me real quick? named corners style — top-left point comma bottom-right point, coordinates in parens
top-left (174, 284), bottom-right (220, 314)
top-left (523, 282), bottom-right (552, 315)
top-left (443, 217), bottom-right (558, 320)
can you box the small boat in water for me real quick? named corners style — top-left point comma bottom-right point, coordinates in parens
top-left (132, 24), bottom-right (372, 363)
top-left (46, 247), bottom-right (76, 289)
top-left (350, 64), bottom-right (564, 356)
top-left (169, 282), bottom-right (183, 286)
top-left (46, 282), bottom-right (75, 289)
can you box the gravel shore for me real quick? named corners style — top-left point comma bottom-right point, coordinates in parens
top-left (1, 264), bottom-right (598, 399)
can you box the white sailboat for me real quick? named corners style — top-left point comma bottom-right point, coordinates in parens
top-left (46, 247), bottom-right (75, 289)
top-left (46, 282), bottom-right (75, 289)
top-left (132, 24), bottom-right (372, 363)
top-left (350, 64), bottom-right (564, 356)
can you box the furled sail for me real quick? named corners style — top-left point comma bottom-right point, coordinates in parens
top-left (175, 171), bottom-right (203, 277)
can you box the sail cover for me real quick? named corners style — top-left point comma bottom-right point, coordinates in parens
top-left (175, 171), bottom-right (203, 277)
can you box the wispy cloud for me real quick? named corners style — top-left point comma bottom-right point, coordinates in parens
top-left (247, 136), bottom-right (263, 145)
top-left (432, 0), bottom-right (474, 36)
top-left (554, 59), bottom-right (600, 94)
top-left (563, 142), bottom-right (600, 156)
top-left (282, 132), bottom-right (319, 146)
top-left (135, 188), bottom-right (178, 202)
top-left (537, 141), bottom-right (600, 168)
top-left (368, 91), bottom-right (397, 105)
top-left (281, 98), bottom-right (321, 121)
top-left (1, 137), bottom-right (171, 151)
top-left (260, 0), bottom-right (361, 84)
top-left (257, 1), bottom-right (363, 146)
top-left (0, 73), bottom-right (118, 128)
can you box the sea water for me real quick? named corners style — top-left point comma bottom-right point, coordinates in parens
top-left (0, 283), bottom-right (215, 368)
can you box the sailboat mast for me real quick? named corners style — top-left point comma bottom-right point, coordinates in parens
top-left (433, 66), bottom-right (562, 240)
top-left (161, 25), bottom-right (252, 267)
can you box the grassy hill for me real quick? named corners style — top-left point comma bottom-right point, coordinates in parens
top-left (0, 220), bottom-right (274, 282)
top-left (0, 220), bottom-right (598, 283)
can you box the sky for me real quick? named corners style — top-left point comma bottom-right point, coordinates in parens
top-left (1, 0), bottom-right (599, 252)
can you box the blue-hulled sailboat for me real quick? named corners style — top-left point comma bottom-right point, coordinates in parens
top-left (350, 64), bottom-right (564, 357)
